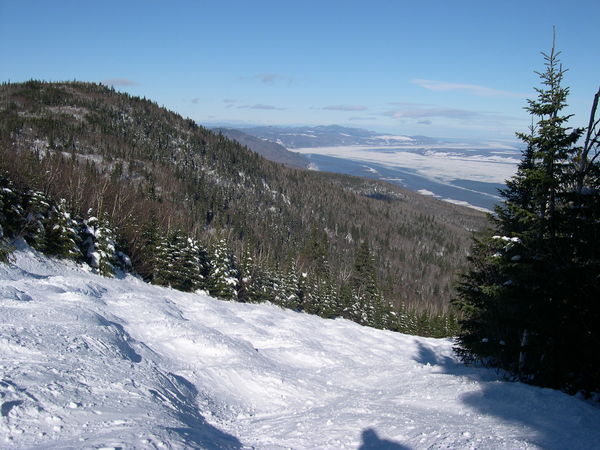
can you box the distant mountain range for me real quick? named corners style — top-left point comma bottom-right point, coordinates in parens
top-left (232, 125), bottom-right (438, 149)
top-left (214, 128), bottom-right (310, 168)
top-left (217, 125), bottom-right (518, 211)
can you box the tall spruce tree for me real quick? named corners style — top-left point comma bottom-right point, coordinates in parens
top-left (37, 197), bottom-right (80, 260)
top-left (454, 38), bottom-right (600, 394)
top-left (150, 229), bottom-right (205, 291)
top-left (280, 261), bottom-right (302, 310)
top-left (346, 240), bottom-right (397, 329)
top-left (80, 213), bottom-right (118, 276)
top-left (1, 176), bottom-right (24, 241)
top-left (23, 190), bottom-right (50, 251)
top-left (207, 239), bottom-right (239, 300)
top-left (0, 175), bottom-right (21, 261)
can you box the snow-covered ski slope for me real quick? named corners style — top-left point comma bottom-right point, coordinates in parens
top-left (1, 245), bottom-right (599, 449)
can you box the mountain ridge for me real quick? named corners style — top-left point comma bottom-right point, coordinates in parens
top-left (237, 124), bottom-right (438, 148)
top-left (0, 80), bottom-right (487, 314)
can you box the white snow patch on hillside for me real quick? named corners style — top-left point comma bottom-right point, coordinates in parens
top-left (1, 245), bottom-right (599, 449)
top-left (373, 135), bottom-right (415, 142)
top-left (441, 198), bottom-right (493, 213)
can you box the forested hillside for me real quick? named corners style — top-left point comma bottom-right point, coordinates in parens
top-left (0, 81), bottom-right (487, 328)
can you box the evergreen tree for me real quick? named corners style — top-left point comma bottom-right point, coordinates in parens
top-left (301, 255), bottom-right (338, 318)
top-left (22, 190), bottom-right (50, 251)
top-left (237, 248), bottom-right (272, 303)
top-left (42, 199), bottom-right (81, 260)
top-left (0, 175), bottom-right (24, 241)
top-left (139, 215), bottom-right (162, 281)
top-left (313, 276), bottom-right (339, 318)
top-left (151, 230), bottom-right (174, 287)
top-left (280, 261), bottom-right (301, 310)
top-left (80, 213), bottom-right (118, 276)
top-left (237, 248), bottom-right (256, 302)
top-left (394, 303), bottom-right (415, 335)
top-left (207, 239), bottom-right (239, 300)
top-left (268, 265), bottom-right (288, 306)
top-left (0, 233), bottom-right (11, 263)
top-left (337, 282), bottom-right (355, 320)
top-left (345, 240), bottom-right (397, 329)
top-left (0, 179), bottom-right (17, 261)
top-left (454, 39), bottom-right (600, 394)
top-left (170, 233), bottom-right (205, 292)
top-left (151, 229), bottom-right (204, 291)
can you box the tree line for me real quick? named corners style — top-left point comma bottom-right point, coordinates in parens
top-left (0, 172), bottom-right (459, 336)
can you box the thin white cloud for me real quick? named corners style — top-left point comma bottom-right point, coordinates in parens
top-left (411, 79), bottom-right (523, 98)
top-left (241, 73), bottom-right (293, 85)
top-left (384, 107), bottom-right (480, 120)
top-left (322, 105), bottom-right (368, 111)
top-left (349, 116), bottom-right (377, 121)
top-left (101, 78), bottom-right (139, 87)
top-left (238, 104), bottom-right (286, 110)
top-left (387, 101), bottom-right (430, 107)
top-left (383, 107), bottom-right (517, 122)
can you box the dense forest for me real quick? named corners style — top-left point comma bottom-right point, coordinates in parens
top-left (0, 80), bottom-right (487, 335)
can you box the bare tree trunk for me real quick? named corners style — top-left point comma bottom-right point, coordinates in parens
top-left (577, 87), bottom-right (600, 192)
top-left (518, 329), bottom-right (530, 373)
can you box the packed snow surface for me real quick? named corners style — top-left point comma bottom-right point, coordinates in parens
top-left (1, 245), bottom-right (599, 449)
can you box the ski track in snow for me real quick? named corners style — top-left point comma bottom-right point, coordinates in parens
top-left (1, 245), bottom-right (599, 449)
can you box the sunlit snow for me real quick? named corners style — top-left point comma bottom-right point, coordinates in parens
top-left (1, 244), bottom-right (598, 449)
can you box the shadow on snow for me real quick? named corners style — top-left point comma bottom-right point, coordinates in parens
top-left (412, 341), bottom-right (600, 449)
top-left (359, 428), bottom-right (410, 450)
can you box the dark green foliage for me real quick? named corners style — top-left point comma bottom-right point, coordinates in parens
top-left (0, 204), bottom-right (13, 263)
top-left (176, 236), bottom-right (207, 292)
top-left (0, 237), bottom-right (12, 263)
top-left (279, 262), bottom-right (302, 310)
top-left (0, 185), bottom-right (21, 265)
top-left (152, 229), bottom-right (206, 292)
top-left (454, 41), bottom-right (600, 394)
top-left (80, 213), bottom-right (119, 277)
top-left (207, 239), bottom-right (239, 300)
top-left (22, 190), bottom-right (49, 250)
top-left (0, 175), bottom-right (23, 240)
top-left (237, 249), bottom-right (265, 303)
top-left (341, 240), bottom-right (397, 329)
top-left (21, 190), bottom-right (80, 260)
top-left (305, 274), bottom-right (339, 318)
top-left (42, 198), bottom-right (80, 259)
top-left (137, 215), bottom-right (162, 281)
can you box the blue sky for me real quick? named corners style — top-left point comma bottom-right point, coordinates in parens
top-left (1, 0), bottom-right (598, 139)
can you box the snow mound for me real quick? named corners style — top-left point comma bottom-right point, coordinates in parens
top-left (1, 246), bottom-right (599, 449)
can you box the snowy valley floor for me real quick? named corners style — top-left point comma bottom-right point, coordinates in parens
top-left (1, 245), bottom-right (599, 449)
